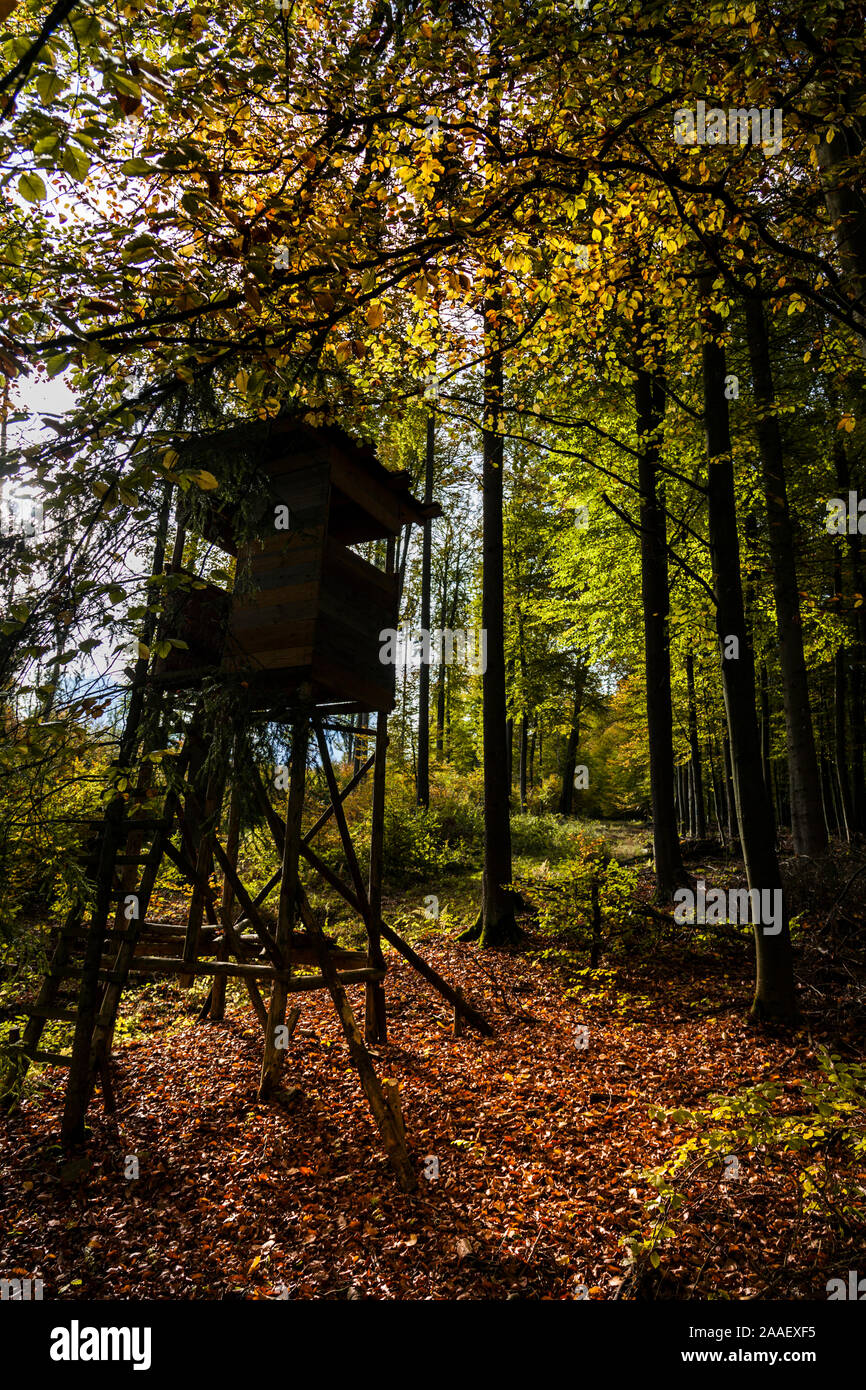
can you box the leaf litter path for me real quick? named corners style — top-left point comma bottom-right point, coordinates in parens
top-left (0, 940), bottom-right (846, 1300)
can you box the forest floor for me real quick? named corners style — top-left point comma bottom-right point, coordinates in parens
top-left (1, 833), bottom-right (865, 1301)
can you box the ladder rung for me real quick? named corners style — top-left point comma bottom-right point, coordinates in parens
top-left (127, 956), bottom-right (386, 989)
top-left (80, 854), bottom-right (153, 868)
top-left (15, 1004), bottom-right (78, 1022)
top-left (1, 1043), bottom-right (72, 1066)
top-left (72, 817), bottom-right (172, 830)
top-left (49, 966), bottom-right (125, 984)
top-left (58, 928), bottom-right (136, 945)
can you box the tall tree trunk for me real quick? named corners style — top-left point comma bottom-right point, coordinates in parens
top-left (723, 734), bottom-right (737, 842)
top-left (702, 288), bottom-right (797, 1021)
top-left (832, 429), bottom-right (865, 830)
top-left (708, 738), bottom-right (725, 845)
top-left (686, 649), bottom-right (707, 839)
top-left (558, 670), bottom-right (586, 816)
top-left (416, 409), bottom-right (434, 807)
top-left (758, 662), bottom-right (773, 813)
top-left (479, 276), bottom-right (519, 946)
top-left (744, 293), bottom-right (826, 855)
top-left (635, 347), bottom-right (687, 896)
top-left (519, 714), bottom-right (528, 812)
top-left (814, 124), bottom-right (866, 354)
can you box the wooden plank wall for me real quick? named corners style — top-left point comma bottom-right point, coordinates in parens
top-left (223, 459), bottom-right (329, 675)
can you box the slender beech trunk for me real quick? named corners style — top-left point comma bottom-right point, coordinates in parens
top-left (479, 276), bottom-right (518, 945)
top-left (833, 429), bottom-right (865, 829)
top-left (686, 650), bottom-right (707, 839)
top-left (519, 714), bottom-right (528, 811)
top-left (815, 124), bottom-right (866, 355)
top-left (635, 346), bottom-right (687, 895)
top-left (708, 739), bottom-right (725, 844)
top-left (723, 734), bottom-right (737, 842)
top-left (558, 669), bottom-right (586, 816)
top-left (834, 571), bottom-right (854, 843)
top-left (759, 662), bottom-right (773, 814)
top-left (416, 409), bottom-right (434, 807)
top-left (701, 287), bottom-right (797, 1021)
top-left (435, 563), bottom-right (447, 760)
top-left (744, 294), bottom-right (826, 855)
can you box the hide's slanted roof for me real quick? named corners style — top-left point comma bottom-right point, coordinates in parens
top-left (179, 414), bottom-right (441, 535)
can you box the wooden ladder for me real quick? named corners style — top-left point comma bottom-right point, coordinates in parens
top-left (0, 726), bottom-right (198, 1141)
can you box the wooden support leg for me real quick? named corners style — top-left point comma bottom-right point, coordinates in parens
top-left (297, 885), bottom-right (416, 1192)
top-left (210, 777), bottom-right (240, 1022)
top-left (98, 1058), bottom-right (117, 1114)
top-left (315, 722), bottom-right (387, 1036)
top-left (62, 800), bottom-right (129, 1146)
top-left (259, 716), bottom-right (308, 1100)
top-left (366, 710), bottom-right (389, 1043)
top-left (180, 767), bottom-right (223, 988)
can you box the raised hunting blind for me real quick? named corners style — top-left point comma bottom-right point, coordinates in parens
top-left (157, 419), bottom-right (436, 711)
top-left (0, 418), bottom-right (489, 1191)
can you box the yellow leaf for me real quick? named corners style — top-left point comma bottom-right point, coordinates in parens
top-left (194, 470), bottom-right (219, 490)
top-left (366, 303), bottom-right (385, 328)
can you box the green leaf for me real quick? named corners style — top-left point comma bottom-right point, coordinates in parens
top-left (18, 172), bottom-right (47, 204)
top-left (36, 71), bottom-right (63, 104)
top-left (61, 145), bottom-right (90, 182)
top-left (111, 72), bottom-right (141, 98)
top-left (70, 14), bottom-right (101, 44)
top-left (120, 159), bottom-right (154, 176)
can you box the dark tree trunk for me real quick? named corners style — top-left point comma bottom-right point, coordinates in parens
top-left (833, 429), bottom-right (865, 830)
top-left (635, 345), bottom-right (687, 896)
top-left (702, 289), bottom-right (797, 1022)
top-left (834, 639), bottom-right (854, 842)
top-left (528, 726), bottom-right (536, 789)
top-left (416, 409), bottom-right (434, 808)
top-left (435, 668), bottom-right (446, 760)
top-left (434, 540), bottom-right (449, 761)
top-left (479, 279), bottom-right (519, 947)
top-left (558, 671), bottom-right (586, 816)
top-left (519, 714), bottom-right (528, 812)
top-left (708, 739), bottom-right (725, 845)
top-left (778, 756), bottom-right (789, 828)
top-left (815, 124), bottom-right (866, 354)
top-left (686, 650), bottom-right (707, 840)
top-left (759, 662), bottom-right (773, 813)
top-left (744, 293), bottom-right (826, 855)
top-left (723, 734), bottom-right (738, 842)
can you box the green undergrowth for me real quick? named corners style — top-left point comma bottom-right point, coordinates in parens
top-left (622, 1048), bottom-right (866, 1291)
